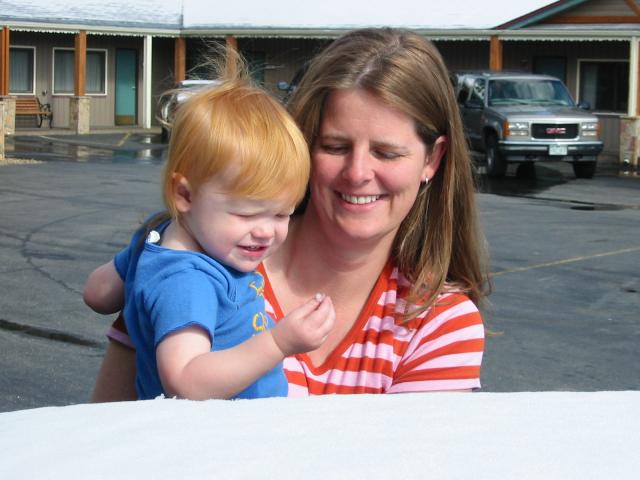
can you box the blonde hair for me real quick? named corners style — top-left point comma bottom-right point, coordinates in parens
top-left (163, 49), bottom-right (310, 219)
top-left (288, 28), bottom-right (490, 313)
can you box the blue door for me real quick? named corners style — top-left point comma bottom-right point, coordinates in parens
top-left (115, 49), bottom-right (137, 125)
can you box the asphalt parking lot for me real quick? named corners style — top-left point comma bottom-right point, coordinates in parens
top-left (1, 132), bottom-right (639, 412)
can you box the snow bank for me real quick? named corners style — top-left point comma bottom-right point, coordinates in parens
top-left (1, 392), bottom-right (638, 479)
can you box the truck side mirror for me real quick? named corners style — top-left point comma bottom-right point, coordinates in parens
top-left (577, 100), bottom-right (591, 110)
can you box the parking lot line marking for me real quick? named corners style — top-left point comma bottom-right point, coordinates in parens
top-left (116, 133), bottom-right (131, 147)
top-left (491, 245), bottom-right (640, 277)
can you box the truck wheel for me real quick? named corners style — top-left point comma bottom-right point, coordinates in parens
top-left (485, 134), bottom-right (507, 178)
top-left (572, 161), bottom-right (596, 179)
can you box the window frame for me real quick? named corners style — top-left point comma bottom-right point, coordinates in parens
top-left (52, 47), bottom-right (108, 96)
top-left (9, 45), bottom-right (36, 96)
top-left (576, 58), bottom-right (629, 114)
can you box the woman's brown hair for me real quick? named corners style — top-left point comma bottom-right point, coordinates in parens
top-left (288, 28), bottom-right (490, 315)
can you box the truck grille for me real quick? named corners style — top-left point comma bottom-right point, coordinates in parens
top-left (532, 124), bottom-right (578, 139)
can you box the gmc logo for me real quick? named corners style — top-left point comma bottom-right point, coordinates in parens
top-left (546, 127), bottom-right (566, 135)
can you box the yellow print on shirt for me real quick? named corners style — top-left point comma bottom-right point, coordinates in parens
top-left (252, 312), bottom-right (268, 332)
top-left (249, 273), bottom-right (264, 298)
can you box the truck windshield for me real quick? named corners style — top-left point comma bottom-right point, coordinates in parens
top-left (488, 79), bottom-right (575, 107)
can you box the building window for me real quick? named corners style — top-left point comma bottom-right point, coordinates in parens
top-left (578, 60), bottom-right (628, 113)
top-left (9, 47), bottom-right (36, 95)
top-left (53, 48), bottom-right (107, 95)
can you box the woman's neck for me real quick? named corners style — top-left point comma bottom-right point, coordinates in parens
top-left (267, 208), bottom-right (394, 300)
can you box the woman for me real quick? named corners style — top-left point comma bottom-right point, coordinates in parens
top-left (92, 27), bottom-right (489, 400)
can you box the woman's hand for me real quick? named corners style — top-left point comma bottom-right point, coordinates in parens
top-left (271, 294), bottom-right (336, 357)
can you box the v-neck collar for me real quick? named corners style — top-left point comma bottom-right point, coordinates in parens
top-left (257, 261), bottom-right (394, 374)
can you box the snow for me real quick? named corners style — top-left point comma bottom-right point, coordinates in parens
top-left (0, 0), bottom-right (182, 28)
top-left (1, 391), bottom-right (639, 479)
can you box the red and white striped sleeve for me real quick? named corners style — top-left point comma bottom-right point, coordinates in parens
top-left (387, 293), bottom-right (485, 393)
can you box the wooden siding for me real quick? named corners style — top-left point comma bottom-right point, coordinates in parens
top-left (538, 0), bottom-right (640, 24)
top-left (557, 0), bottom-right (635, 17)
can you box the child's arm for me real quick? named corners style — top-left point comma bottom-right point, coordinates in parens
top-left (156, 294), bottom-right (335, 400)
top-left (83, 260), bottom-right (125, 315)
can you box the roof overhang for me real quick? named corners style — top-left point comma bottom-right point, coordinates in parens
top-left (2, 21), bottom-right (180, 37)
top-left (177, 27), bottom-right (640, 42)
top-left (3, 22), bottom-right (639, 42)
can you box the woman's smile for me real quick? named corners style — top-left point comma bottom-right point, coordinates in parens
top-left (339, 193), bottom-right (382, 205)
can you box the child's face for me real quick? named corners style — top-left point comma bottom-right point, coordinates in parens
top-left (183, 177), bottom-right (294, 273)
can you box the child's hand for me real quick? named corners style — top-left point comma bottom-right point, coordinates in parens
top-left (271, 293), bottom-right (335, 357)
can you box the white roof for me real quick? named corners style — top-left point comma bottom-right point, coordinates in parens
top-left (1, 0), bottom-right (557, 31)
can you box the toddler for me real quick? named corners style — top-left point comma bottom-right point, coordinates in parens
top-left (84, 56), bottom-right (334, 400)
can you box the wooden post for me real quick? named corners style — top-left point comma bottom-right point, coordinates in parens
top-left (490, 36), bottom-right (503, 72)
top-left (225, 35), bottom-right (238, 76)
top-left (74, 30), bottom-right (87, 96)
top-left (225, 35), bottom-right (237, 52)
top-left (0, 27), bottom-right (9, 96)
top-left (0, 27), bottom-right (14, 135)
top-left (637, 39), bottom-right (640, 116)
top-left (174, 37), bottom-right (186, 83)
top-left (71, 30), bottom-right (89, 133)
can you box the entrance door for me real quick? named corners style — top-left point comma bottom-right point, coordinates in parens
top-left (115, 49), bottom-right (137, 125)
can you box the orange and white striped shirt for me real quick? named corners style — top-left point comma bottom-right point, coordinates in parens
top-left (261, 262), bottom-right (484, 396)
top-left (108, 261), bottom-right (484, 395)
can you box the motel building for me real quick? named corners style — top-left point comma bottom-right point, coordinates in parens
top-left (1, 0), bottom-right (640, 166)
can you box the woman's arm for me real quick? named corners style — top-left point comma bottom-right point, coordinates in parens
top-left (83, 260), bottom-right (125, 315)
top-left (388, 293), bottom-right (485, 394)
top-left (157, 294), bottom-right (334, 400)
top-left (91, 339), bottom-right (137, 402)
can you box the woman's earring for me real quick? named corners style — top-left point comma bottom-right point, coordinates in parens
top-left (423, 177), bottom-right (429, 185)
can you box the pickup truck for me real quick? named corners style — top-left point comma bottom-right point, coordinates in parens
top-left (453, 72), bottom-right (603, 178)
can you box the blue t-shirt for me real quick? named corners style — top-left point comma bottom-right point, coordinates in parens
top-left (114, 221), bottom-right (288, 400)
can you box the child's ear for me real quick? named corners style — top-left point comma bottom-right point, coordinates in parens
top-left (172, 173), bottom-right (193, 213)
